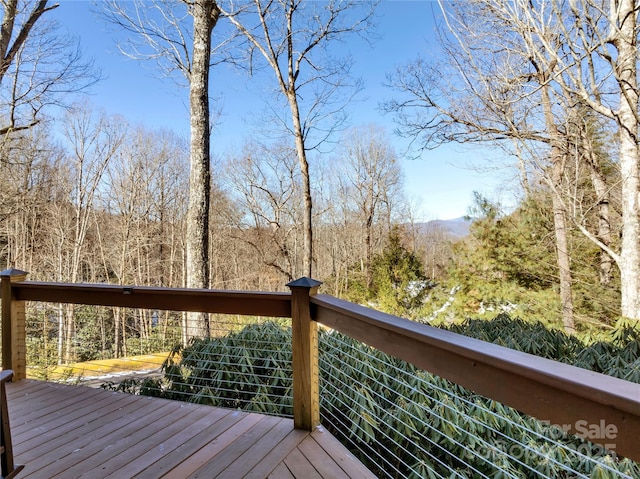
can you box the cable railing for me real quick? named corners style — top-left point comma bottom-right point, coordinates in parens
top-left (317, 330), bottom-right (639, 477)
top-left (24, 302), bottom-right (183, 383)
top-left (23, 300), bottom-right (286, 392)
top-left (1, 268), bottom-right (639, 478)
top-left (153, 319), bottom-right (293, 415)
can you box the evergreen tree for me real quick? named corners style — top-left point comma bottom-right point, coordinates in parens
top-left (369, 227), bottom-right (429, 317)
top-left (427, 191), bottom-right (621, 329)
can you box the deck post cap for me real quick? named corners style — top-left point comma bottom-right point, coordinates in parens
top-left (0, 268), bottom-right (28, 277)
top-left (286, 277), bottom-right (322, 289)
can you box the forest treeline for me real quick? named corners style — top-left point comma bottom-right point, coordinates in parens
top-left (4, 103), bottom-right (627, 366)
top-left (3, 112), bottom-right (408, 292)
top-left (5, 108), bottom-right (416, 362)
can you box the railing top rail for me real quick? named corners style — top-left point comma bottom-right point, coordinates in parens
top-left (312, 294), bottom-right (640, 410)
top-left (10, 281), bottom-right (292, 318)
top-left (312, 293), bottom-right (640, 461)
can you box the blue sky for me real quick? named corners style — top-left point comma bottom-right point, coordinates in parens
top-left (50, 0), bottom-right (512, 221)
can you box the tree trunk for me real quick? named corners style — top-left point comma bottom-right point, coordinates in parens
top-left (287, 92), bottom-right (313, 278)
top-left (185, 0), bottom-right (219, 341)
top-left (365, 213), bottom-right (373, 290)
top-left (551, 170), bottom-right (575, 334)
top-left (613, 0), bottom-right (640, 320)
top-left (541, 83), bottom-right (575, 333)
top-left (0, 0), bottom-right (52, 81)
top-left (582, 134), bottom-right (612, 286)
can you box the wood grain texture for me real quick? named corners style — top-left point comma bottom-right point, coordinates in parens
top-left (289, 282), bottom-right (320, 431)
top-left (1, 271), bottom-right (27, 380)
top-left (6, 380), bottom-right (373, 478)
top-left (12, 282), bottom-right (292, 318)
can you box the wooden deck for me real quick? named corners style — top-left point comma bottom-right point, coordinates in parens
top-left (6, 380), bottom-right (375, 478)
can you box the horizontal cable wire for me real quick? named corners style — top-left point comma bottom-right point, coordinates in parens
top-left (320, 331), bottom-right (627, 478)
top-left (320, 349), bottom-right (525, 479)
top-left (370, 357), bottom-right (623, 476)
top-left (323, 331), bottom-right (604, 453)
top-left (320, 369), bottom-right (483, 479)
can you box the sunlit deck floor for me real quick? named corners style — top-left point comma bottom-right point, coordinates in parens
top-left (7, 380), bottom-right (375, 478)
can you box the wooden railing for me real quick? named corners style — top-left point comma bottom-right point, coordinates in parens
top-left (1, 268), bottom-right (639, 462)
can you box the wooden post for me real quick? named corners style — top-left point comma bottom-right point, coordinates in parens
top-left (287, 277), bottom-right (321, 431)
top-left (0, 369), bottom-right (23, 478)
top-left (1, 269), bottom-right (28, 381)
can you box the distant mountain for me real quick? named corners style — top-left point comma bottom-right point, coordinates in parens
top-left (414, 217), bottom-right (471, 238)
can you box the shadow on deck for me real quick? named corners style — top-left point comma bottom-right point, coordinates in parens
top-left (7, 380), bottom-right (375, 479)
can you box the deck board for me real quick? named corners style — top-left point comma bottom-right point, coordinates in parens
top-left (214, 417), bottom-right (297, 479)
top-left (297, 436), bottom-right (352, 479)
top-left (103, 408), bottom-right (231, 479)
top-left (6, 380), bottom-right (375, 478)
top-left (243, 429), bottom-right (308, 479)
top-left (268, 463), bottom-right (296, 479)
top-left (308, 428), bottom-right (374, 478)
top-left (22, 396), bottom-right (173, 472)
top-left (188, 415), bottom-right (287, 478)
top-left (282, 448), bottom-right (324, 479)
top-left (132, 410), bottom-right (245, 478)
top-left (15, 392), bottom-right (145, 453)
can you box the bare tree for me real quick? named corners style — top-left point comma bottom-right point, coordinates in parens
top-left (224, 141), bottom-right (302, 282)
top-left (55, 103), bottom-right (125, 363)
top-left (536, 0), bottom-right (640, 320)
top-left (0, 0), bottom-right (96, 136)
top-left (102, 0), bottom-right (224, 339)
top-left (99, 124), bottom-right (188, 356)
top-left (564, 107), bottom-right (615, 287)
top-left (0, 123), bottom-right (65, 271)
top-left (221, 0), bottom-right (376, 278)
top-left (337, 125), bottom-right (403, 289)
top-left (455, 0), bottom-right (640, 321)
top-left (415, 223), bottom-right (455, 282)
